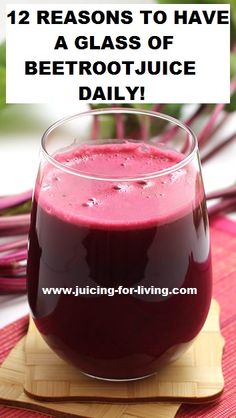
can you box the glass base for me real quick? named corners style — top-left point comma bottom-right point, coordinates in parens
top-left (81, 370), bottom-right (156, 382)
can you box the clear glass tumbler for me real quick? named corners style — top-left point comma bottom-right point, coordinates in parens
top-left (27, 108), bottom-right (212, 381)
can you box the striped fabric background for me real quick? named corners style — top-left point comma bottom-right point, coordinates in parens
top-left (0, 217), bottom-right (235, 417)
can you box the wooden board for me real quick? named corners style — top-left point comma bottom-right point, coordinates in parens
top-left (24, 299), bottom-right (224, 403)
top-left (0, 339), bottom-right (181, 418)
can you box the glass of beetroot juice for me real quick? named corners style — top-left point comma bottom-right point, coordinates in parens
top-left (27, 108), bottom-right (212, 381)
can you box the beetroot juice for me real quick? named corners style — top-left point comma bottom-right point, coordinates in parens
top-left (27, 141), bottom-right (212, 380)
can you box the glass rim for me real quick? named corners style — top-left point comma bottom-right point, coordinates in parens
top-left (41, 107), bottom-right (198, 181)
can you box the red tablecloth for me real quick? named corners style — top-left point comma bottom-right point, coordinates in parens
top-left (0, 217), bottom-right (236, 418)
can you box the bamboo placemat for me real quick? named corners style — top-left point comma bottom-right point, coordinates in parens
top-left (0, 339), bottom-right (181, 418)
top-left (24, 299), bottom-right (224, 403)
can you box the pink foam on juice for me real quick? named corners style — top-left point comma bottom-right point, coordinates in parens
top-left (38, 142), bottom-right (197, 229)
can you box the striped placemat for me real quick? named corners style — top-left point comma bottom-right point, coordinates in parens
top-left (0, 217), bottom-right (236, 417)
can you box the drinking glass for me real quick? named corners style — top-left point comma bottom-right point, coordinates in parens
top-left (27, 108), bottom-right (212, 381)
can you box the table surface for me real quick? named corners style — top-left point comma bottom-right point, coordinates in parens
top-left (0, 217), bottom-right (236, 418)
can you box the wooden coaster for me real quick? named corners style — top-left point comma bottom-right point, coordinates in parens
top-left (24, 299), bottom-right (224, 403)
top-left (0, 339), bottom-right (181, 418)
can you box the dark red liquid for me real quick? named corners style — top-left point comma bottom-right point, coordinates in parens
top-left (27, 144), bottom-right (212, 379)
